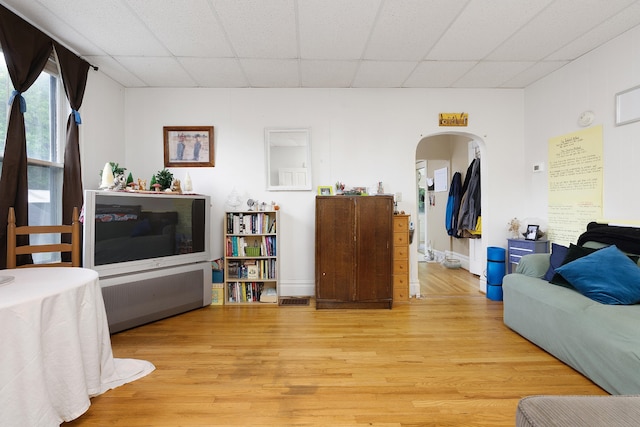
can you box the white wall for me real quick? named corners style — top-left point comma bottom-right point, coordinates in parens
top-left (125, 88), bottom-right (525, 296)
top-left (524, 25), bottom-right (640, 224)
top-left (79, 79), bottom-right (525, 296)
top-left (80, 71), bottom-right (126, 189)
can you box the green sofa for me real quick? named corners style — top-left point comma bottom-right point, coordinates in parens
top-left (503, 251), bottom-right (640, 394)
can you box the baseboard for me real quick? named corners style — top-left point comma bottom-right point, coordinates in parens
top-left (279, 279), bottom-right (315, 297)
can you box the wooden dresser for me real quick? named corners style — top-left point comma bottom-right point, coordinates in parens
top-left (393, 214), bottom-right (410, 302)
top-left (315, 195), bottom-right (393, 309)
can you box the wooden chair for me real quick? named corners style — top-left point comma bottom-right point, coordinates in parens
top-left (6, 207), bottom-right (81, 268)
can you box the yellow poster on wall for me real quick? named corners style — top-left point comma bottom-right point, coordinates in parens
top-left (548, 126), bottom-right (603, 246)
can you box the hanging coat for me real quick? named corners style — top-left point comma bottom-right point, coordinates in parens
top-left (445, 172), bottom-right (462, 236)
top-left (457, 158), bottom-right (481, 237)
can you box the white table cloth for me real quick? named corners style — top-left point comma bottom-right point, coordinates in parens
top-left (0, 267), bottom-right (155, 426)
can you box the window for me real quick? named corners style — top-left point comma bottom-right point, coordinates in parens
top-left (0, 54), bottom-right (66, 263)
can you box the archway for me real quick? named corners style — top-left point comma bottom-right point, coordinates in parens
top-left (414, 131), bottom-right (487, 294)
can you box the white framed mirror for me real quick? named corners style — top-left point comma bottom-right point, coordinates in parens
top-left (265, 128), bottom-right (312, 191)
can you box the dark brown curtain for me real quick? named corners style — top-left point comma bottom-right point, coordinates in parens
top-left (54, 42), bottom-right (89, 262)
top-left (0, 5), bottom-right (53, 268)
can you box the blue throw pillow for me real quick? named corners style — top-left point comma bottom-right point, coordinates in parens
top-left (555, 245), bottom-right (640, 305)
top-left (543, 243), bottom-right (568, 282)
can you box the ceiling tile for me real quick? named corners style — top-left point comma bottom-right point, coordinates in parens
top-left (453, 61), bottom-right (535, 88)
top-left (298, 0), bottom-right (381, 60)
top-left (300, 60), bottom-right (359, 87)
top-left (213, 0), bottom-right (298, 58)
top-left (83, 55), bottom-right (147, 87)
top-left (4, 0), bottom-right (640, 89)
top-left (115, 57), bottom-right (197, 87)
top-left (546, 2), bottom-right (640, 60)
top-left (426, 0), bottom-right (554, 61)
top-left (501, 61), bottom-right (569, 88)
top-left (1, 0), bottom-right (106, 56)
top-left (127, 0), bottom-right (234, 57)
top-left (33, 0), bottom-right (168, 56)
top-left (352, 61), bottom-right (417, 87)
top-left (240, 59), bottom-right (300, 87)
top-left (178, 57), bottom-right (249, 87)
top-left (487, 0), bottom-right (638, 61)
top-left (364, 0), bottom-right (467, 61)
top-left (403, 61), bottom-right (478, 88)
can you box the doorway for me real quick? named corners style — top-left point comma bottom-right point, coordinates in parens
top-left (415, 132), bottom-right (486, 291)
top-left (415, 160), bottom-right (427, 256)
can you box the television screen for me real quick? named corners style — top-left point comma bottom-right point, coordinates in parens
top-left (83, 190), bottom-right (210, 277)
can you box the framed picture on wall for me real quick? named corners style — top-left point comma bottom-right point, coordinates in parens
top-left (164, 126), bottom-right (214, 167)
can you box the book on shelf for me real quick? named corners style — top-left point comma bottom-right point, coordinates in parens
top-left (228, 259), bottom-right (277, 280)
top-left (227, 281), bottom-right (264, 303)
top-left (260, 236), bottom-right (276, 256)
top-left (226, 211), bottom-right (277, 235)
top-left (247, 263), bottom-right (259, 279)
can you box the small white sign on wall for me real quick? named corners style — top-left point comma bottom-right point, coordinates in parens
top-left (434, 167), bottom-right (448, 192)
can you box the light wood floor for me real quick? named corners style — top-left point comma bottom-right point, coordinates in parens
top-left (67, 263), bottom-right (606, 426)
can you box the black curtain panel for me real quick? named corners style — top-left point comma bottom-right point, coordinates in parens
top-left (0, 5), bottom-right (53, 268)
top-left (54, 42), bottom-right (90, 262)
top-left (0, 6), bottom-right (90, 268)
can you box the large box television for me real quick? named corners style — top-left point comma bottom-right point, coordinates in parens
top-left (83, 190), bottom-right (211, 278)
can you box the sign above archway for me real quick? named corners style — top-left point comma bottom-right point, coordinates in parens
top-left (439, 113), bottom-right (468, 127)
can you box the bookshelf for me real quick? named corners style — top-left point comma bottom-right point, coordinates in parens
top-left (224, 210), bottom-right (279, 305)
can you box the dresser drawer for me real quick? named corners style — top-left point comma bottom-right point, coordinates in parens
top-left (394, 245), bottom-right (408, 260)
top-left (507, 239), bottom-right (550, 273)
top-left (393, 274), bottom-right (409, 301)
top-left (393, 259), bottom-right (408, 274)
top-left (394, 217), bottom-right (409, 232)
top-left (393, 273), bottom-right (408, 287)
top-left (394, 232), bottom-right (409, 246)
top-left (393, 286), bottom-right (409, 302)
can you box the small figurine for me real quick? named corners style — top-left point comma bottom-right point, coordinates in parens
top-left (184, 172), bottom-right (193, 192)
top-left (171, 179), bottom-right (182, 194)
top-left (113, 173), bottom-right (127, 190)
top-left (138, 178), bottom-right (146, 191)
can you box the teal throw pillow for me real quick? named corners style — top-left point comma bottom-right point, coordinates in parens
top-left (550, 244), bottom-right (598, 288)
top-left (555, 245), bottom-right (640, 305)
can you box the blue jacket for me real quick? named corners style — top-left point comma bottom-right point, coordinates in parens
top-left (445, 172), bottom-right (462, 236)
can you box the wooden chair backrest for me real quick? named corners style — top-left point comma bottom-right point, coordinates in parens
top-left (6, 207), bottom-right (81, 268)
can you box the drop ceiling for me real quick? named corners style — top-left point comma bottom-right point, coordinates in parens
top-left (3, 0), bottom-right (640, 89)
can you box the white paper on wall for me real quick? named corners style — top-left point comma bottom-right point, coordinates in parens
top-left (434, 167), bottom-right (448, 192)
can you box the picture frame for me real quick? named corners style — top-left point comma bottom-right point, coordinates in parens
top-left (616, 84), bottom-right (640, 126)
top-left (318, 186), bottom-right (333, 195)
top-left (525, 224), bottom-right (539, 241)
top-left (164, 126), bottom-right (214, 167)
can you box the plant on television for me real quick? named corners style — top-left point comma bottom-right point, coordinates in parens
top-left (155, 168), bottom-right (174, 190)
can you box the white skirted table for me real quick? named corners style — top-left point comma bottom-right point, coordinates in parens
top-left (0, 267), bottom-right (155, 426)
